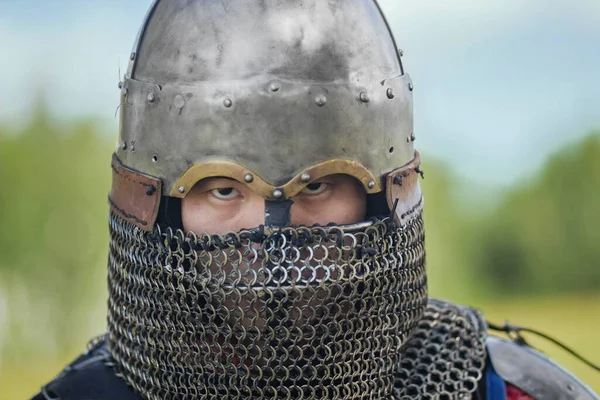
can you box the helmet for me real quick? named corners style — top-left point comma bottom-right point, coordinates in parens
top-left (107, 1), bottom-right (427, 398)
top-left (113, 0), bottom-right (419, 230)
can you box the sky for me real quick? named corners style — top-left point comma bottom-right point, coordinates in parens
top-left (1, 0), bottom-right (599, 187)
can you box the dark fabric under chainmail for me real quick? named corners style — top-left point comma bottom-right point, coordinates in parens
top-left (107, 210), bottom-right (428, 399)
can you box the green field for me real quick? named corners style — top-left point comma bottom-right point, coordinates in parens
top-left (4, 294), bottom-right (598, 400)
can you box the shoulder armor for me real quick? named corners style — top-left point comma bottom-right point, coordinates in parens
top-left (32, 337), bottom-right (140, 400)
top-left (487, 336), bottom-right (599, 400)
top-left (395, 299), bottom-right (488, 399)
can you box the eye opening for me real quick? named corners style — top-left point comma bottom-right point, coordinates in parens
top-left (301, 182), bottom-right (328, 195)
top-left (389, 147), bottom-right (394, 153)
top-left (210, 186), bottom-right (241, 200)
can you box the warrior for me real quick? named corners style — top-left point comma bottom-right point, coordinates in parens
top-left (33, 1), bottom-right (598, 399)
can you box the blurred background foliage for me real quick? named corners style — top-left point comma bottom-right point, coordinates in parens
top-left (0, 104), bottom-right (599, 397)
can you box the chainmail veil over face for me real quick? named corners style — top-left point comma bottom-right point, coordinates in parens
top-left (107, 209), bottom-right (428, 399)
top-left (104, 0), bottom-right (489, 399)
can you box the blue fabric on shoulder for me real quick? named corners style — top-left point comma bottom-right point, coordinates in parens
top-left (486, 361), bottom-right (507, 400)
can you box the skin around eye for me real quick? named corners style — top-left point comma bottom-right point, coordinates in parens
top-left (182, 174), bottom-right (367, 234)
top-left (292, 175), bottom-right (365, 226)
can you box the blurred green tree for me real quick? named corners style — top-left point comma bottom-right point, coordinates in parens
top-left (476, 133), bottom-right (600, 296)
top-left (0, 100), bottom-right (113, 367)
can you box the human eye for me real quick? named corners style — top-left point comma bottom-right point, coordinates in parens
top-left (301, 182), bottom-right (328, 195)
top-left (210, 187), bottom-right (241, 200)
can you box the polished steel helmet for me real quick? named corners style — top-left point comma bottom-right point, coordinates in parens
top-left (110, 0), bottom-right (419, 231)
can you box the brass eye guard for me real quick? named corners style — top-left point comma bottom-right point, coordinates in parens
top-left (170, 159), bottom-right (382, 200)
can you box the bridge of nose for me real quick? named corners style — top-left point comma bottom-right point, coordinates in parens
top-left (265, 199), bottom-right (294, 227)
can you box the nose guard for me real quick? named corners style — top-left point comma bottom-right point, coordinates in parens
top-left (265, 199), bottom-right (294, 227)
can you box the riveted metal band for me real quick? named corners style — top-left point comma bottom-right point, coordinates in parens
top-left (169, 158), bottom-right (381, 199)
top-left (117, 75), bottom-right (413, 197)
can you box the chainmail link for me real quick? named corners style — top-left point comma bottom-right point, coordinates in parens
top-left (395, 299), bottom-right (488, 400)
top-left (107, 210), bottom-right (427, 399)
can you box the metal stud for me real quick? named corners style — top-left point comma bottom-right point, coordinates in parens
top-left (118, 81), bottom-right (123, 89)
top-left (130, 52), bottom-right (136, 61)
top-left (398, 48), bottom-right (404, 57)
top-left (410, 133), bottom-right (416, 142)
top-left (359, 92), bottom-right (370, 103)
top-left (269, 82), bottom-right (281, 92)
top-left (173, 94), bottom-right (185, 109)
top-left (315, 95), bottom-right (327, 107)
top-left (223, 98), bottom-right (233, 108)
top-left (386, 88), bottom-right (395, 99)
top-left (408, 82), bottom-right (414, 91)
top-left (300, 173), bottom-right (311, 183)
top-left (120, 141), bottom-right (127, 150)
top-left (147, 93), bottom-right (155, 103)
top-left (272, 189), bottom-right (283, 199)
top-left (244, 173), bottom-right (254, 183)
top-left (368, 181), bottom-right (376, 189)
top-left (178, 186), bottom-right (185, 194)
